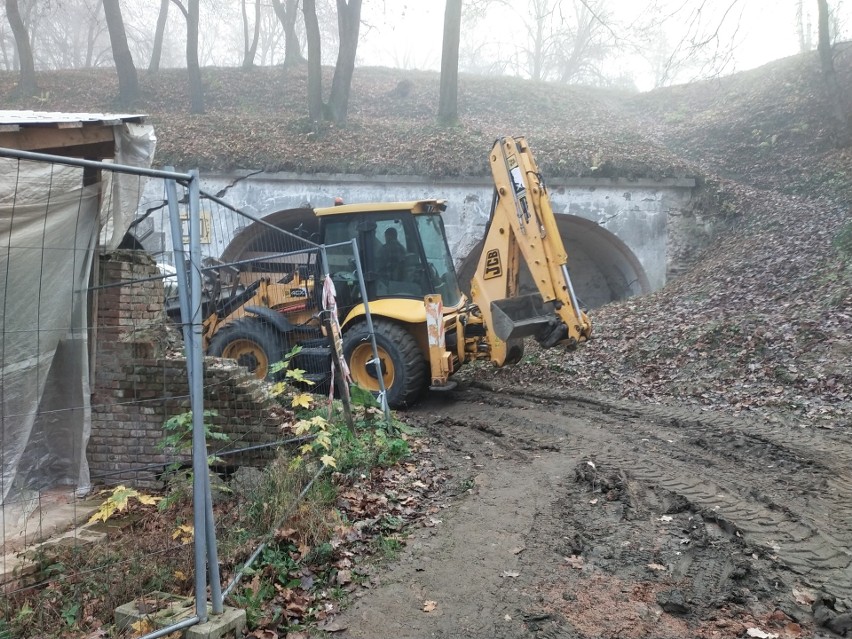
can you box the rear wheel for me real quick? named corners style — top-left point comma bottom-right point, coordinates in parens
top-left (207, 318), bottom-right (285, 380)
top-left (342, 320), bottom-right (427, 408)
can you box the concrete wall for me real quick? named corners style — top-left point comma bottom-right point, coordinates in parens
top-left (137, 172), bottom-right (696, 306)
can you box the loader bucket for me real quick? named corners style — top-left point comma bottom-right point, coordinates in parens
top-left (490, 294), bottom-right (556, 342)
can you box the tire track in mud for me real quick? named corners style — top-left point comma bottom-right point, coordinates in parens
top-left (433, 382), bottom-right (852, 604)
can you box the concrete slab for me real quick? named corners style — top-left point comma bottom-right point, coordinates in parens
top-left (1, 488), bottom-right (104, 590)
top-left (115, 591), bottom-right (245, 639)
top-left (186, 607), bottom-right (246, 639)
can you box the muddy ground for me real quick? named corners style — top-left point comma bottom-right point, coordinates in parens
top-left (335, 381), bottom-right (852, 639)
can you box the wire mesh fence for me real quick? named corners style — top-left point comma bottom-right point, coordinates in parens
top-left (0, 149), bottom-right (368, 638)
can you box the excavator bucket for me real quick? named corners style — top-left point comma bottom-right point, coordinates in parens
top-left (490, 294), bottom-right (557, 342)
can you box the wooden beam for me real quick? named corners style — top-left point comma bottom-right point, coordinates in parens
top-left (0, 125), bottom-right (114, 155)
top-left (36, 141), bottom-right (116, 160)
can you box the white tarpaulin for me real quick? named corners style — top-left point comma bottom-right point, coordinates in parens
top-left (0, 122), bottom-right (156, 508)
top-left (102, 122), bottom-right (158, 249)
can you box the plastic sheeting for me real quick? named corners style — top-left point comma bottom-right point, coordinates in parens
top-left (0, 123), bottom-right (156, 508)
top-left (99, 122), bottom-right (158, 249)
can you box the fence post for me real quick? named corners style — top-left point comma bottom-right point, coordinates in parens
top-left (165, 171), bottom-right (191, 346)
top-left (319, 247), bottom-right (354, 430)
top-left (187, 170), bottom-right (210, 621)
top-left (348, 239), bottom-right (392, 422)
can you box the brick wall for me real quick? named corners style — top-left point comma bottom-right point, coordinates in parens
top-left (89, 251), bottom-right (287, 488)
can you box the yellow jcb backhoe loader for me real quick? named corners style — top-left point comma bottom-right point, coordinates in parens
top-left (182, 136), bottom-right (592, 407)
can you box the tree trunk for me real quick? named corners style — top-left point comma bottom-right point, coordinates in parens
top-left (438, 0), bottom-right (462, 125)
top-left (303, 0), bottom-right (323, 123)
top-left (85, 2), bottom-right (102, 68)
top-left (5, 0), bottom-right (37, 95)
top-left (272, 0), bottom-right (306, 66)
top-left (817, 0), bottom-right (850, 147)
top-left (242, 0), bottom-right (261, 69)
top-left (797, 0), bottom-right (809, 52)
top-left (187, 0), bottom-right (204, 113)
top-left (103, 0), bottom-right (139, 107)
top-left (149, 0), bottom-right (169, 73)
top-left (531, 0), bottom-right (546, 81)
top-left (326, 0), bottom-right (362, 124)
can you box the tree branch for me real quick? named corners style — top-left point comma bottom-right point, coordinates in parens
top-left (169, 0), bottom-right (189, 20)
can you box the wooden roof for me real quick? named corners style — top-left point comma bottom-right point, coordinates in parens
top-left (0, 110), bottom-right (146, 159)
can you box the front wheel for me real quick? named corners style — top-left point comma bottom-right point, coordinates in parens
top-left (342, 320), bottom-right (427, 408)
top-left (207, 318), bottom-right (285, 380)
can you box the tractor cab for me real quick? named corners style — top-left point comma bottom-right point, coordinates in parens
top-left (317, 200), bottom-right (463, 323)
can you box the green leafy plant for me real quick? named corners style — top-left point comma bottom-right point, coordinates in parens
top-left (293, 415), bottom-right (337, 469)
top-left (88, 485), bottom-right (161, 524)
top-left (160, 408), bottom-right (229, 464)
top-left (231, 579), bottom-right (276, 628)
top-left (158, 409), bottom-right (230, 511)
top-left (374, 534), bottom-right (403, 560)
top-left (269, 345), bottom-right (317, 409)
top-left (60, 602), bottom-right (80, 629)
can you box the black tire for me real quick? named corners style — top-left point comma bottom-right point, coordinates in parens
top-left (207, 318), bottom-right (286, 380)
top-left (342, 320), bottom-right (427, 408)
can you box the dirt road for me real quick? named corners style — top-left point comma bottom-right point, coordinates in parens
top-left (337, 381), bottom-right (852, 638)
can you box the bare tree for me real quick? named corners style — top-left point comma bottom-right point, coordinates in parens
top-left (103, 0), bottom-right (139, 106)
top-left (817, 0), bottom-right (850, 146)
top-left (25, 0), bottom-right (102, 69)
top-left (438, 0), bottom-right (462, 125)
top-left (257, 5), bottom-right (285, 65)
top-left (325, 0), bottom-right (361, 123)
top-left (301, 0), bottom-right (361, 125)
top-left (303, 0), bottom-right (323, 122)
top-left (149, 0), bottom-right (169, 72)
top-left (644, 0), bottom-right (745, 86)
top-left (272, 0), bottom-right (306, 65)
top-left (241, 0), bottom-right (261, 68)
top-left (170, 0), bottom-right (204, 112)
top-left (84, 1), bottom-right (107, 68)
top-left (459, 0), bottom-right (615, 86)
top-left (797, 0), bottom-right (815, 52)
top-left (5, 0), bottom-right (37, 94)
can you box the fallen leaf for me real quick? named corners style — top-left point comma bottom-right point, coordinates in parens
top-left (746, 629), bottom-right (778, 639)
top-left (792, 587), bottom-right (816, 606)
top-left (318, 619), bottom-right (348, 632)
top-left (423, 600), bottom-right (438, 612)
top-left (564, 555), bottom-right (584, 569)
top-left (130, 619), bottom-right (153, 637)
top-left (511, 546), bottom-right (525, 555)
top-left (647, 563), bottom-right (667, 572)
top-left (336, 569), bottom-right (352, 585)
top-left (501, 570), bottom-right (520, 578)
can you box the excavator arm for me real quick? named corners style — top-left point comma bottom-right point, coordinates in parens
top-left (469, 136), bottom-right (592, 367)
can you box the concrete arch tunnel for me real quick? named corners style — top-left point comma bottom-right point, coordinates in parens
top-left (456, 214), bottom-right (651, 309)
top-left (213, 207), bottom-right (650, 311)
top-left (138, 173), bottom-right (697, 309)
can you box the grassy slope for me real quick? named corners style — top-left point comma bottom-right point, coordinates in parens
top-left (1, 49), bottom-right (850, 425)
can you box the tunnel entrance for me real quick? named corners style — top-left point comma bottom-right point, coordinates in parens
top-left (456, 214), bottom-right (650, 309)
top-left (215, 208), bottom-right (650, 311)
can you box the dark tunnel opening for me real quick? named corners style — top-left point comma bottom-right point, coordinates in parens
top-left (456, 214), bottom-right (650, 309)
